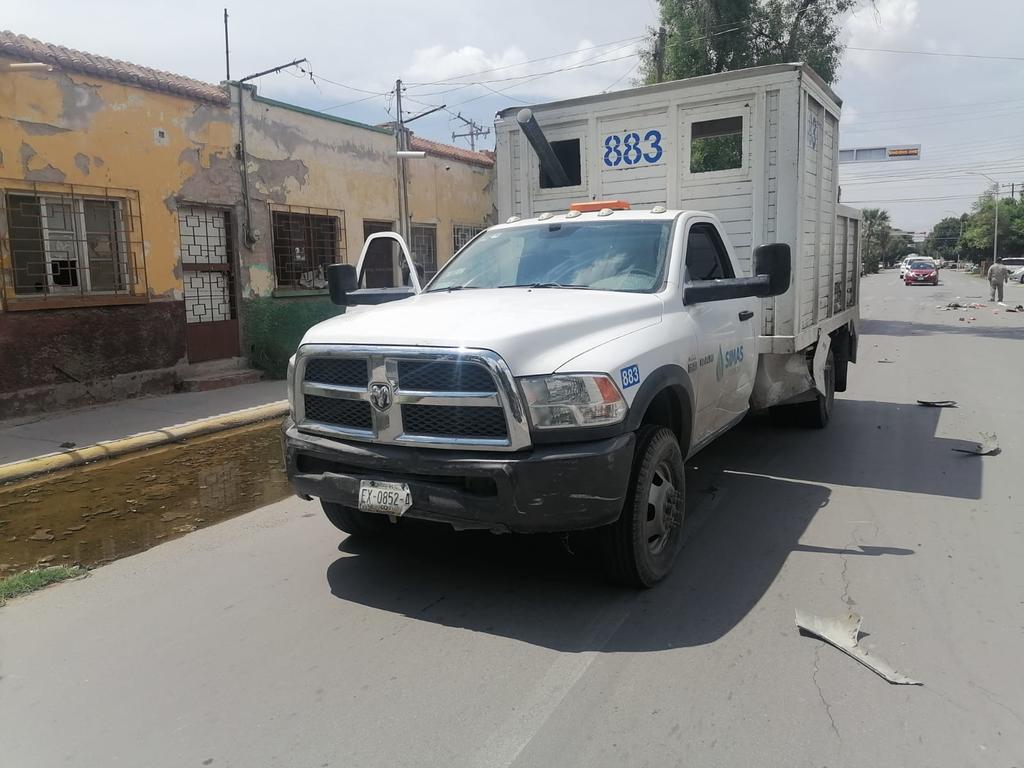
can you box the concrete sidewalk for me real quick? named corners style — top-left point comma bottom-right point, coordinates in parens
top-left (0, 380), bottom-right (286, 465)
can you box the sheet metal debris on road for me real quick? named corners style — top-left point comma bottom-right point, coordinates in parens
top-left (952, 432), bottom-right (1001, 456)
top-left (795, 610), bottom-right (923, 686)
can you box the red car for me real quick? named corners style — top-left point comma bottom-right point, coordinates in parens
top-left (904, 260), bottom-right (939, 286)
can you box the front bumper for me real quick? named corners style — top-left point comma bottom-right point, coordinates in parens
top-left (284, 419), bottom-right (635, 533)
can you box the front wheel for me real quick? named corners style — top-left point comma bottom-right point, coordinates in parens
top-left (599, 426), bottom-right (686, 588)
top-left (321, 501), bottom-right (394, 537)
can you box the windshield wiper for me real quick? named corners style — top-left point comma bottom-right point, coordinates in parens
top-left (497, 282), bottom-right (590, 289)
top-left (427, 285), bottom-right (480, 293)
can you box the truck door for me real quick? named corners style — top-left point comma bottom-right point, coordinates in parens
top-left (682, 220), bottom-right (754, 439)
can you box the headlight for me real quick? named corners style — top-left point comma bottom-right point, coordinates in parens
top-left (519, 374), bottom-right (627, 429)
top-left (287, 355), bottom-right (297, 414)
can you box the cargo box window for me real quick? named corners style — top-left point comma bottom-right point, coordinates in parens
top-left (690, 116), bottom-right (743, 173)
top-left (539, 139), bottom-right (582, 189)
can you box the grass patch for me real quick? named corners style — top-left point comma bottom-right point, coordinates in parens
top-left (0, 565), bottom-right (85, 605)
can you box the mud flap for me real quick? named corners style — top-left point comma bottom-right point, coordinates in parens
top-left (812, 331), bottom-right (832, 396)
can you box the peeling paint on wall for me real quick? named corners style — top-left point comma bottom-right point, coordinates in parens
top-left (19, 141), bottom-right (66, 182)
top-left (18, 119), bottom-right (70, 136)
top-left (74, 152), bottom-right (91, 175)
top-left (56, 74), bottom-right (104, 130)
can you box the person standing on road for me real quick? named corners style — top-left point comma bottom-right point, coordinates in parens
top-left (988, 259), bottom-right (1010, 302)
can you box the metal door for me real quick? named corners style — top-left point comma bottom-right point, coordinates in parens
top-left (179, 205), bottom-right (239, 362)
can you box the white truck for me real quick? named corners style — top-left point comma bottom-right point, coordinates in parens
top-left (283, 63), bottom-right (861, 587)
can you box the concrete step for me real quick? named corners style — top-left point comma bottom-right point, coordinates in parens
top-left (175, 368), bottom-right (263, 393)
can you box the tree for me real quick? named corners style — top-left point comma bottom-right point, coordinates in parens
top-left (884, 232), bottom-right (914, 266)
top-left (961, 192), bottom-right (1023, 262)
top-left (921, 216), bottom-right (963, 262)
top-left (644, 0), bottom-right (866, 85)
top-left (860, 207), bottom-right (890, 273)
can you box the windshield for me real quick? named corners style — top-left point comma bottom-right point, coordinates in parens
top-left (910, 262), bottom-right (934, 270)
top-left (427, 220), bottom-right (674, 292)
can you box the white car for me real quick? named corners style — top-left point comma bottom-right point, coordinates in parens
top-left (1000, 257), bottom-right (1024, 283)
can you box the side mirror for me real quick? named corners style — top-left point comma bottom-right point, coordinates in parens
top-left (753, 243), bottom-right (791, 297)
top-left (327, 263), bottom-right (358, 306)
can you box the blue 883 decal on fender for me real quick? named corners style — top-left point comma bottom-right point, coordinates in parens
top-left (620, 364), bottom-right (641, 389)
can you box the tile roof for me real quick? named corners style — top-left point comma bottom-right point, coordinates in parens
top-left (409, 135), bottom-right (494, 168)
top-left (0, 31), bottom-right (229, 104)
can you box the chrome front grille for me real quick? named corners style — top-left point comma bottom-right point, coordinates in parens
top-left (296, 345), bottom-right (531, 451)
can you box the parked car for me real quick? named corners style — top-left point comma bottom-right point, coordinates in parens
top-left (1000, 256), bottom-right (1024, 283)
top-left (905, 259), bottom-right (939, 286)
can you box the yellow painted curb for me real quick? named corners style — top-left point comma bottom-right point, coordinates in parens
top-left (0, 401), bottom-right (289, 484)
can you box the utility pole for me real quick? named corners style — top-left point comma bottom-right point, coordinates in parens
top-left (394, 79), bottom-right (411, 248)
top-left (654, 26), bottom-right (667, 84)
top-left (234, 57), bottom-right (308, 247)
top-left (993, 182), bottom-right (1000, 263)
top-left (451, 112), bottom-right (490, 151)
top-left (223, 9), bottom-right (230, 82)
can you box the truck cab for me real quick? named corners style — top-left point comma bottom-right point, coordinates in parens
top-left (284, 204), bottom-right (791, 587)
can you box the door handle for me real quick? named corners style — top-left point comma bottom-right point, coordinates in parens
top-left (738, 310), bottom-right (754, 321)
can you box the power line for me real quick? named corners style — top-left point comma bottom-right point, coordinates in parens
top-left (404, 35), bottom-right (648, 88)
top-left (847, 46), bottom-right (1024, 63)
top-left (602, 60), bottom-right (640, 92)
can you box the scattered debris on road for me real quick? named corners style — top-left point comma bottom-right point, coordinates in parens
top-left (952, 432), bottom-right (1000, 456)
top-left (795, 609), bottom-right (922, 686)
top-left (878, 359), bottom-right (896, 364)
top-left (916, 400), bottom-right (958, 408)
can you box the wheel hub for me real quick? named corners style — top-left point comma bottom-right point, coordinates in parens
top-left (645, 461), bottom-right (680, 555)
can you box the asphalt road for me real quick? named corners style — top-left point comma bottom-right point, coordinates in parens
top-left (3, 270), bottom-right (1023, 768)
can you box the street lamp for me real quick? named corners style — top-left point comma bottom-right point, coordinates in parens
top-left (968, 172), bottom-right (1000, 265)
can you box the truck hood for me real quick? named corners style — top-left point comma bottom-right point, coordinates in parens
top-left (300, 288), bottom-right (663, 375)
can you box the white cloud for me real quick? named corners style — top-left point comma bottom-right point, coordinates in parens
top-left (845, 0), bottom-right (920, 74)
top-left (401, 39), bottom-right (644, 102)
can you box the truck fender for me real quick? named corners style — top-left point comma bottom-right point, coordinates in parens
top-left (624, 365), bottom-right (695, 453)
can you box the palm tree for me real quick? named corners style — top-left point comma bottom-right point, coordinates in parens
top-left (861, 208), bottom-right (891, 271)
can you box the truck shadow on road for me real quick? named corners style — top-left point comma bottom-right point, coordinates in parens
top-left (324, 403), bottom-right (922, 651)
top-left (722, 398), bottom-right (985, 500)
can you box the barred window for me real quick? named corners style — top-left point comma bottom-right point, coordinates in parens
top-left (410, 224), bottom-right (437, 279)
top-left (270, 205), bottom-right (346, 289)
top-left (452, 223), bottom-right (484, 254)
top-left (3, 191), bottom-right (138, 298)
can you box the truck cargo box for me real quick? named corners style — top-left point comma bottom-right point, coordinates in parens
top-left (495, 63), bottom-right (860, 354)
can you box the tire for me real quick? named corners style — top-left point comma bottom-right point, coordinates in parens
top-left (834, 356), bottom-right (849, 393)
top-left (598, 426), bottom-right (686, 588)
top-left (794, 348), bottom-right (835, 429)
top-left (321, 500), bottom-right (394, 537)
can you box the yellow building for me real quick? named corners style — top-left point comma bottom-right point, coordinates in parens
top-left (0, 32), bottom-right (495, 418)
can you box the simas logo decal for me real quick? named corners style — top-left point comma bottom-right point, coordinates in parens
top-left (716, 344), bottom-right (744, 381)
top-left (620, 364), bottom-right (641, 389)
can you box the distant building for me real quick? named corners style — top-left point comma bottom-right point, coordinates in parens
top-left (0, 32), bottom-right (494, 418)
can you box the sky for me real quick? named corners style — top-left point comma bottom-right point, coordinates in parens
top-left (6, 0), bottom-right (1024, 233)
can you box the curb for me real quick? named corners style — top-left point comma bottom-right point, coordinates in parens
top-left (0, 401), bottom-right (289, 484)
